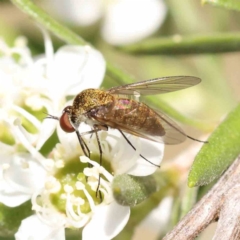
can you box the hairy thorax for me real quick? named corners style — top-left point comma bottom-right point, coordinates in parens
top-left (70, 89), bottom-right (115, 126)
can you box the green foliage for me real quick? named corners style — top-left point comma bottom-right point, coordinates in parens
top-left (120, 33), bottom-right (240, 55)
top-left (202, 0), bottom-right (240, 11)
top-left (4, 0), bottom-right (240, 239)
top-left (0, 201), bottom-right (32, 237)
top-left (189, 104), bottom-right (240, 187)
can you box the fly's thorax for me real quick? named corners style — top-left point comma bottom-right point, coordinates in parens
top-left (72, 89), bottom-right (115, 113)
top-left (70, 89), bottom-right (115, 127)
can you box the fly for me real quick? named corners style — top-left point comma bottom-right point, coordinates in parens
top-left (46, 76), bottom-right (206, 198)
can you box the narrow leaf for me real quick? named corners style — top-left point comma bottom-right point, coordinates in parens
top-left (188, 103), bottom-right (240, 187)
top-left (120, 33), bottom-right (240, 55)
top-left (202, 0), bottom-right (240, 12)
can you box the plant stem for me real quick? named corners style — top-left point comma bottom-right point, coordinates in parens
top-left (120, 33), bottom-right (240, 55)
top-left (163, 156), bottom-right (240, 240)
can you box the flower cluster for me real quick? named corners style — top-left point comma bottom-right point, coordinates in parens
top-left (0, 32), bottom-right (164, 239)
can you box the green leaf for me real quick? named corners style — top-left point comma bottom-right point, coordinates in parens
top-left (202, 0), bottom-right (240, 11)
top-left (120, 33), bottom-right (240, 55)
top-left (112, 174), bottom-right (157, 207)
top-left (188, 103), bottom-right (240, 187)
top-left (0, 201), bottom-right (32, 237)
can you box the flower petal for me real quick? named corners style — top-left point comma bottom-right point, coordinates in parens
top-left (48, 45), bottom-right (105, 96)
top-left (46, 0), bottom-right (104, 26)
top-left (15, 215), bottom-right (65, 240)
top-left (56, 122), bottom-right (92, 157)
top-left (0, 145), bottom-right (31, 207)
top-left (82, 201), bottom-right (130, 240)
top-left (5, 155), bottom-right (46, 191)
top-left (126, 139), bottom-right (164, 176)
top-left (104, 130), bottom-right (139, 174)
top-left (102, 0), bottom-right (167, 45)
top-left (105, 130), bottom-right (164, 176)
top-left (0, 179), bottom-right (30, 207)
top-left (0, 155), bottom-right (47, 207)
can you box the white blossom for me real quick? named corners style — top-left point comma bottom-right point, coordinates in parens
top-left (46, 0), bottom-right (167, 45)
top-left (1, 116), bottom-right (163, 239)
top-left (0, 31), bottom-right (105, 150)
top-left (0, 33), bottom-right (164, 239)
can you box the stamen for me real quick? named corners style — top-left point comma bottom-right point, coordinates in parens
top-left (38, 25), bottom-right (54, 76)
top-left (66, 202), bottom-right (90, 228)
top-left (79, 156), bottom-right (90, 164)
top-left (65, 194), bottom-right (81, 221)
top-left (32, 190), bottom-right (66, 227)
top-left (64, 184), bottom-right (74, 194)
top-left (31, 152), bottom-right (115, 230)
top-left (13, 118), bottom-right (47, 168)
top-left (84, 167), bottom-right (99, 178)
top-left (60, 193), bottom-right (67, 200)
top-left (45, 177), bottom-right (61, 193)
top-left (74, 197), bottom-right (85, 206)
top-left (76, 182), bottom-right (96, 212)
top-left (55, 160), bottom-right (65, 168)
top-left (11, 105), bottom-right (41, 130)
top-left (64, 184), bottom-right (92, 228)
top-left (42, 159), bottom-right (55, 171)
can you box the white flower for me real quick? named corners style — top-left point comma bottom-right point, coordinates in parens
top-left (0, 33), bottom-right (164, 239)
top-left (0, 116), bottom-right (163, 239)
top-left (0, 119), bottom-right (47, 207)
top-left (0, 32), bottom-right (105, 150)
top-left (46, 0), bottom-right (167, 45)
top-left (57, 124), bottom-right (164, 177)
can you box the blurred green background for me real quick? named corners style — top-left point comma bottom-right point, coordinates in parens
top-left (1, 0), bottom-right (240, 239)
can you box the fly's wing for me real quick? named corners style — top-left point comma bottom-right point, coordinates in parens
top-left (107, 76), bottom-right (201, 95)
top-left (104, 111), bottom-right (187, 145)
top-left (148, 109), bottom-right (187, 144)
top-left (90, 101), bottom-right (187, 145)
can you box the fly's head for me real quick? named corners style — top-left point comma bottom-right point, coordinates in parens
top-left (45, 105), bottom-right (85, 133)
top-left (59, 106), bottom-right (75, 133)
top-left (60, 104), bottom-right (88, 133)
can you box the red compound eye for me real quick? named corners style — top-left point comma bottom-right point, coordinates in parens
top-left (60, 112), bottom-right (75, 133)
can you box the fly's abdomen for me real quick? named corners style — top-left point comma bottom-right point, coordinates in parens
top-left (110, 99), bottom-right (165, 136)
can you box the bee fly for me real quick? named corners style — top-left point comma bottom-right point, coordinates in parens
top-left (46, 76), bottom-right (206, 197)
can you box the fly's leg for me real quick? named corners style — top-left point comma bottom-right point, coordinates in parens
top-left (92, 124), bottom-right (109, 200)
top-left (77, 125), bottom-right (108, 201)
top-left (93, 127), bottom-right (103, 201)
top-left (118, 129), bottom-right (160, 168)
top-left (75, 130), bottom-right (90, 158)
